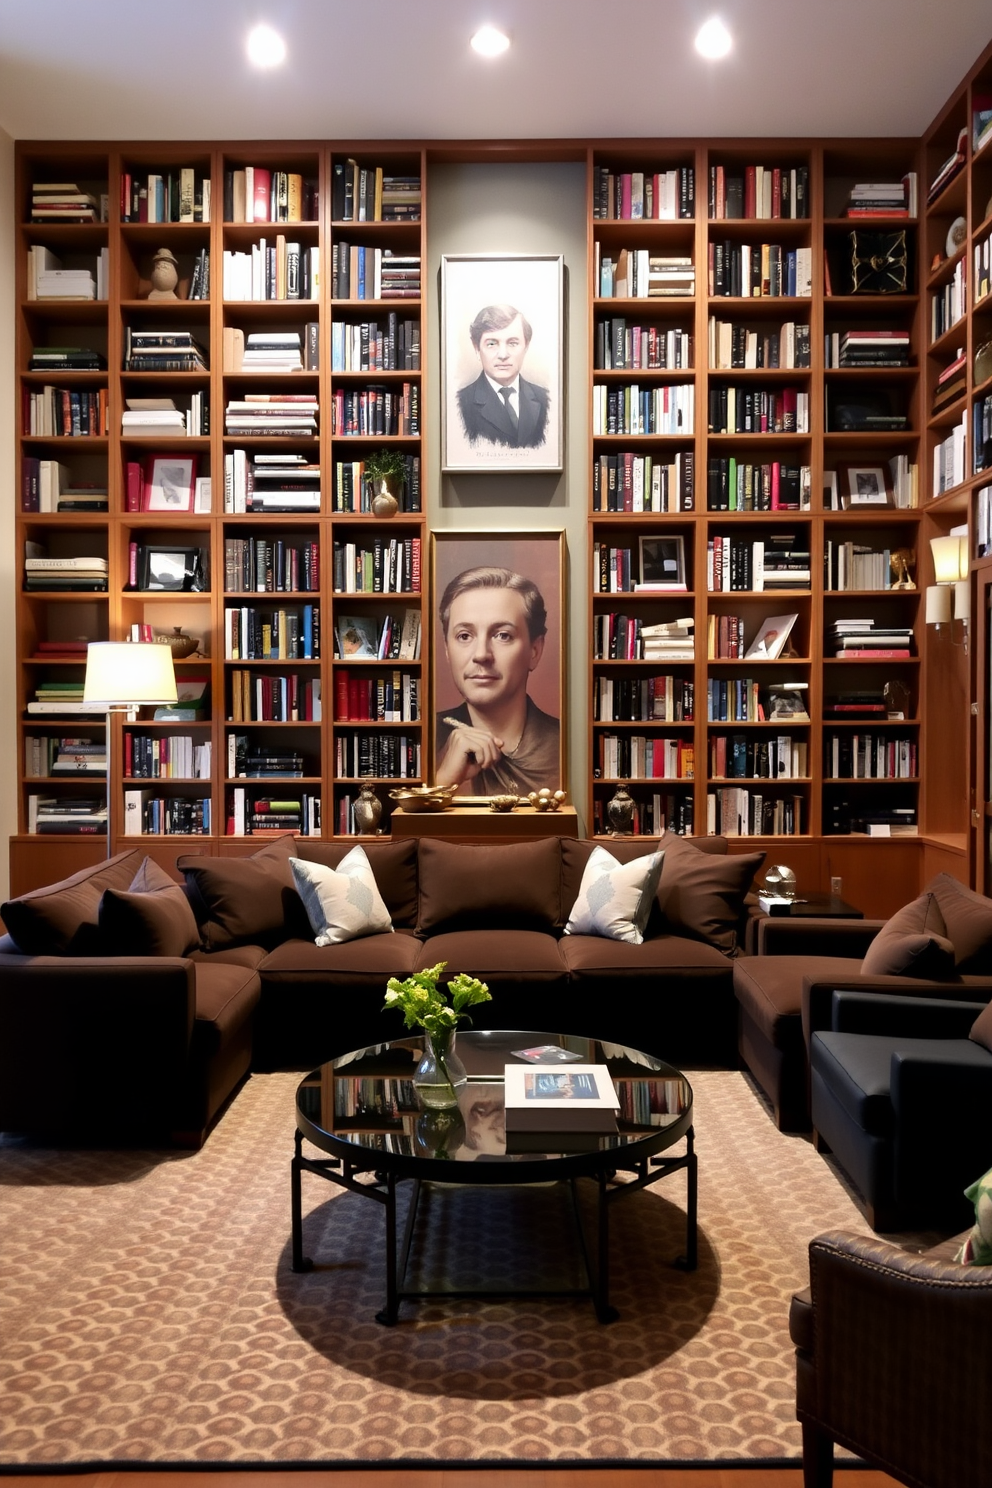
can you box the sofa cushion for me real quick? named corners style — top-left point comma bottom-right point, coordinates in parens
top-left (733, 953), bottom-right (866, 1048)
top-left (290, 847), bottom-right (393, 946)
top-left (295, 838), bottom-right (418, 927)
top-left (259, 928), bottom-right (421, 987)
top-left (98, 856), bottom-right (200, 958)
top-left (928, 874), bottom-right (992, 974)
top-left (655, 832), bottom-right (764, 954)
top-left (969, 1000), bottom-right (992, 1054)
top-left (417, 838), bottom-right (561, 935)
top-left (1, 848), bottom-right (144, 956)
top-left (178, 836), bottom-right (308, 952)
top-left (563, 845), bottom-right (664, 945)
top-left (955, 1163), bottom-right (992, 1264)
top-left (861, 891), bottom-right (957, 980)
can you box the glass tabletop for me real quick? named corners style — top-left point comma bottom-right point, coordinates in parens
top-left (296, 1028), bottom-right (693, 1178)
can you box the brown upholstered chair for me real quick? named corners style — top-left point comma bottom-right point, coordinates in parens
top-left (791, 1228), bottom-right (992, 1488)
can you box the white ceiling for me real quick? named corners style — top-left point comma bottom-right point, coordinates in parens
top-left (0, 0), bottom-right (989, 143)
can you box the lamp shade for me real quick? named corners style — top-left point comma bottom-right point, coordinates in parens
top-left (930, 534), bottom-right (967, 583)
top-left (925, 584), bottom-right (952, 624)
top-left (82, 642), bottom-right (178, 707)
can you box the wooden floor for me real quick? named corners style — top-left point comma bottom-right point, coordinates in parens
top-left (0, 1470), bottom-right (901, 1486)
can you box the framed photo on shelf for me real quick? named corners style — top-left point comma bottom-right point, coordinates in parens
top-left (744, 613), bottom-right (799, 660)
top-left (141, 455), bottom-right (198, 512)
top-left (440, 253), bottom-right (564, 474)
top-left (137, 544), bottom-right (206, 592)
top-left (431, 529), bottom-right (565, 797)
top-left (837, 463), bottom-right (892, 509)
top-left (636, 535), bottom-right (687, 590)
top-left (334, 614), bottom-right (379, 659)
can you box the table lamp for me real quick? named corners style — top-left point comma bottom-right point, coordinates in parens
top-left (82, 642), bottom-right (178, 856)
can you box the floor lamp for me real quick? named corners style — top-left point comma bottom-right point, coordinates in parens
top-left (82, 642), bottom-right (178, 857)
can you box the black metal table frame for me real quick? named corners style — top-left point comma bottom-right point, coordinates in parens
top-left (291, 1117), bottom-right (697, 1325)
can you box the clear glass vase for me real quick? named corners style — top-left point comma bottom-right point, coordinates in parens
top-left (413, 1028), bottom-right (467, 1109)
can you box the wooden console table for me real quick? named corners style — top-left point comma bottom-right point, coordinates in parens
top-left (391, 804), bottom-right (579, 840)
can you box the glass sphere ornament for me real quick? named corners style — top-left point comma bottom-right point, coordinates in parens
top-left (763, 864), bottom-right (797, 898)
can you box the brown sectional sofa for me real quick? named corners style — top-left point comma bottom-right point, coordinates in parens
top-left (0, 830), bottom-right (764, 1145)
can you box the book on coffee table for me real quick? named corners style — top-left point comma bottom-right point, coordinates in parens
top-left (503, 1063), bottom-right (620, 1135)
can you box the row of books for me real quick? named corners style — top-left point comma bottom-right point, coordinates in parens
top-left (227, 788), bottom-right (321, 836)
top-left (331, 316), bottom-right (420, 371)
top-left (591, 450), bottom-right (696, 513)
top-left (594, 320), bottom-right (693, 372)
top-left (707, 385), bottom-right (809, 435)
top-left (24, 735), bottom-right (105, 778)
top-left (227, 738), bottom-right (306, 778)
top-left (330, 382), bottom-right (419, 437)
top-left (331, 161), bottom-right (420, 223)
top-left (597, 251), bottom-right (694, 300)
top-left (708, 677), bottom-right (809, 722)
top-left (333, 455), bottom-right (421, 513)
top-left (709, 733), bottom-right (808, 780)
top-left (708, 318), bottom-right (810, 370)
top-left (930, 257), bottom-right (967, 343)
top-left (592, 674), bottom-right (694, 722)
top-left (824, 542), bottom-right (902, 591)
top-left (709, 163), bottom-right (809, 221)
top-left (707, 535), bottom-right (810, 592)
top-left (708, 242), bottom-right (812, 298)
top-left (933, 415), bottom-right (967, 497)
top-left (223, 537), bottom-right (320, 595)
top-left (124, 734), bottom-right (212, 780)
top-left (228, 670), bottom-right (322, 723)
top-left (121, 168), bottom-right (209, 223)
top-left (23, 385), bottom-right (108, 437)
top-left (590, 791), bottom-right (695, 839)
top-left (222, 241), bottom-right (319, 301)
top-left (974, 228), bottom-right (992, 305)
top-left (29, 345), bottom-right (104, 372)
top-left (333, 733), bottom-right (422, 780)
top-left (224, 605), bottom-right (320, 661)
top-left (975, 394), bottom-right (992, 474)
top-left (706, 459), bottom-right (810, 512)
top-left (592, 381), bottom-right (694, 436)
top-left (595, 734), bottom-right (694, 781)
top-left (22, 457), bottom-right (107, 513)
top-left (706, 788), bottom-right (803, 837)
top-left (332, 1076), bottom-right (418, 1120)
top-left (224, 394), bottom-right (319, 437)
top-left (333, 609), bottom-right (421, 662)
top-left (592, 613), bottom-right (695, 665)
top-left (223, 168), bottom-right (317, 224)
top-left (224, 451), bottom-right (321, 514)
top-left (593, 166), bottom-right (695, 220)
top-left (331, 245), bottom-right (421, 301)
top-left (333, 669), bottom-right (421, 722)
top-left (331, 537), bottom-right (421, 595)
top-left (825, 733), bottom-right (917, 780)
top-left (125, 794), bottom-right (212, 836)
top-left (594, 544), bottom-right (687, 597)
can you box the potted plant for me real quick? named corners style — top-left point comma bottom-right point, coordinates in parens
top-left (363, 448), bottom-right (408, 517)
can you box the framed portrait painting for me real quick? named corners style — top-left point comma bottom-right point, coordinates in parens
top-left (441, 254), bottom-right (564, 474)
top-left (431, 530), bottom-right (565, 799)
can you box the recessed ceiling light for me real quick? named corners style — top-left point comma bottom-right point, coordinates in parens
top-left (471, 25), bottom-right (510, 58)
top-left (247, 23), bottom-right (287, 68)
top-left (695, 16), bottom-right (732, 59)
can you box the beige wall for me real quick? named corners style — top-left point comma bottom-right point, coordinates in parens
top-left (426, 161), bottom-right (589, 825)
top-left (0, 127), bottom-right (15, 899)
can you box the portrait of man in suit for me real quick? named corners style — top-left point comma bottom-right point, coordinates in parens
top-left (456, 304), bottom-right (550, 451)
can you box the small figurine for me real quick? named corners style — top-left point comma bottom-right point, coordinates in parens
top-left (890, 548), bottom-right (916, 590)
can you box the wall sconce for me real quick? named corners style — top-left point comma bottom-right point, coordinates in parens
top-left (926, 531), bottom-right (970, 649)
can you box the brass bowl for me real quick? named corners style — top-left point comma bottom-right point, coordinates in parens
top-left (389, 785), bottom-right (458, 814)
top-left (489, 793), bottom-right (518, 813)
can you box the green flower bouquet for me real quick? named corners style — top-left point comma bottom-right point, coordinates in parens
top-left (383, 961), bottom-right (491, 1108)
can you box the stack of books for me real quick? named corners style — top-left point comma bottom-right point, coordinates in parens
top-left (24, 554), bottom-right (108, 591)
top-left (830, 619), bottom-right (913, 658)
top-left (380, 175), bottom-right (421, 220)
top-left (224, 450), bottom-right (321, 513)
top-left (29, 345), bottom-right (105, 372)
top-left (31, 182), bottom-right (100, 222)
top-left (932, 352), bottom-right (967, 415)
top-left (639, 617), bottom-right (695, 662)
top-left (247, 750), bottom-right (305, 778)
top-left (121, 400), bottom-right (187, 437)
top-left (123, 330), bottom-right (207, 373)
top-left (836, 329), bottom-right (911, 367)
top-left (928, 128), bottom-right (968, 205)
top-left (379, 252), bottom-right (421, 299)
top-left (844, 180), bottom-right (912, 217)
top-left (26, 681), bottom-right (104, 715)
top-left (760, 536), bottom-right (811, 590)
top-left (224, 394), bottom-right (318, 437)
top-left (36, 266), bottom-right (96, 300)
top-left (29, 796), bottom-right (107, 835)
top-left (50, 738), bottom-right (107, 776)
top-left (242, 331), bottom-right (303, 372)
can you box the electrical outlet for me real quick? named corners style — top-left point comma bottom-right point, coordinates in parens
top-left (830, 876), bottom-right (842, 895)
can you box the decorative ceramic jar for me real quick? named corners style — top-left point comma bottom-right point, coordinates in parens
top-left (606, 782), bottom-right (635, 835)
top-left (353, 781), bottom-right (383, 835)
top-left (370, 476), bottom-right (401, 518)
top-left (157, 626), bottom-right (198, 660)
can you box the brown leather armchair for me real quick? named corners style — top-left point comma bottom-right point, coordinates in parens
top-left (791, 1228), bottom-right (992, 1488)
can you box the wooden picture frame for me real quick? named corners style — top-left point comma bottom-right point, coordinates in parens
top-left (441, 254), bottom-right (564, 474)
top-left (637, 534), bottom-right (687, 590)
top-left (431, 530), bottom-right (566, 797)
top-left (141, 455), bottom-right (197, 512)
top-left (837, 462), bottom-right (892, 509)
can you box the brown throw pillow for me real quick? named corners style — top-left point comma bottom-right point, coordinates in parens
top-left (928, 874), bottom-right (992, 974)
top-left (99, 857), bottom-right (200, 958)
top-left (969, 1001), bottom-right (992, 1054)
top-left (417, 837), bottom-right (562, 935)
top-left (1, 849), bottom-right (144, 955)
top-left (655, 832), bottom-right (765, 954)
top-left (177, 835), bottom-right (305, 951)
top-left (861, 891), bottom-right (957, 979)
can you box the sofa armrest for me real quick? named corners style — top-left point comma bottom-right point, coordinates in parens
top-left (0, 955), bottom-right (197, 1133)
top-left (803, 971), bottom-right (989, 1046)
top-left (829, 990), bottom-right (988, 1038)
top-left (755, 916), bottom-right (883, 957)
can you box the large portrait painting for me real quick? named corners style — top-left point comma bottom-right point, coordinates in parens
top-left (441, 254), bottom-right (564, 473)
top-left (431, 531), bottom-right (565, 798)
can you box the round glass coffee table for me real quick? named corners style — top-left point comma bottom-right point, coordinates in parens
top-left (291, 1028), bottom-right (695, 1324)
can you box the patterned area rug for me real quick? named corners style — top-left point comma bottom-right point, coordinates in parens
top-left (0, 1068), bottom-right (917, 1465)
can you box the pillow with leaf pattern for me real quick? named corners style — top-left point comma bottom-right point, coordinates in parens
top-left (290, 846), bottom-right (393, 946)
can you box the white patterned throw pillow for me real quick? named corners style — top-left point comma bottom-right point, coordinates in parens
top-left (563, 846), bottom-right (664, 945)
top-left (955, 1163), bottom-right (992, 1265)
top-left (290, 846), bottom-right (393, 946)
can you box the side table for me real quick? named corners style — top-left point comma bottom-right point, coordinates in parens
top-left (391, 803), bottom-right (579, 840)
top-left (745, 893), bottom-right (863, 955)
